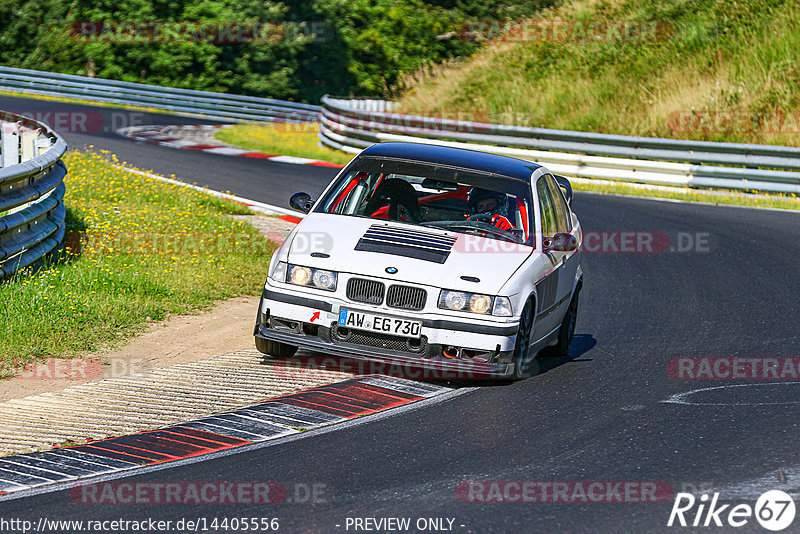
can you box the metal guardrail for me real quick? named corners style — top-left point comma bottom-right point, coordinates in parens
top-left (319, 96), bottom-right (800, 194)
top-left (326, 99), bottom-right (397, 113)
top-left (0, 66), bottom-right (320, 123)
top-left (0, 111), bottom-right (67, 279)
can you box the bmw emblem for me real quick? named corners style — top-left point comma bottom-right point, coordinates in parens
top-left (385, 267), bottom-right (398, 274)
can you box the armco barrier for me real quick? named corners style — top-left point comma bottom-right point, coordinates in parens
top-left (0, 111), bottom-right (67, 278)
top-left (0, 66), bottom-right (320, 123)
top-left (318, 95), bottom-right (800, 194)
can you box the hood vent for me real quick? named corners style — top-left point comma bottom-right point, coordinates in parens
top-left (355, 224), bottom-right (456, 264)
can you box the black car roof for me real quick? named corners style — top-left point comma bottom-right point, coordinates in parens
top-left (358, 142), bottom-right (542, 182)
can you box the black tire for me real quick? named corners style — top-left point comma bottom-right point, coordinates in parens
top-left (256, 337), bottom-right (298, 359)
top-left (550, 289), bottom-right (579, 357)
top-left (512, 300), bottom-right (536, 380)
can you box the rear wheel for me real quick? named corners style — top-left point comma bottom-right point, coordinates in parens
top-left (256, 337), bottom-right (298, 359)
top-left (549, 289), bottom-right (579, 357)
top-left (512, 300), bottom-right (536, 380)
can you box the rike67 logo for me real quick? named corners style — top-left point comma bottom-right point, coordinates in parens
top-left (668, 490), bottom-right (796, 531)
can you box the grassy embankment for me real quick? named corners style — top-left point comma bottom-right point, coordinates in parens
top-left (0, 151), bottom-right (276, 375)
top-left (216, 0), bottom-right (800, 209)
top-left (400, 0), bottom-right (800, 145)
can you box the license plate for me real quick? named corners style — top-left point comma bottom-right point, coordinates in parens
top-left (338, 309), bottom-right (422, 339)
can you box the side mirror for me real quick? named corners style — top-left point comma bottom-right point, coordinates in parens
top-left (543, 232), bottom-right (578, 253)
top-left (289, 192), bottom-right (315, 213)
top-left (554, 175), bottom-right (573, 207)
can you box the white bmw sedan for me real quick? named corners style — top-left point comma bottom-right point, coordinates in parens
top-left (255, 142), bottom-right (582, 380)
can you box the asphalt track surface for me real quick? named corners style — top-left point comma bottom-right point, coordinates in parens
top-left (2, 95), bottom-right (800, 533)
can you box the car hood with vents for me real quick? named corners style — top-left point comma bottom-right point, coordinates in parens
top-left (286, 213), bottom-right (534, 294)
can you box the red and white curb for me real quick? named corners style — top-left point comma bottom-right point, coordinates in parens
top-left (0, 376), bottom-right (450, 497)
top-left (116, 124), bottom-right (343, 168)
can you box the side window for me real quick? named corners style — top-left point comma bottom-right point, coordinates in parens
top-left (536, 177), bottom-right (557, 239)
top-left (544, 174), bottom-right (571, 233)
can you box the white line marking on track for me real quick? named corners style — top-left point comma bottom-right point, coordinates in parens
top-left (661, 382), bottom-right (800, 406)
top-left (201, 147), bottom-right (249, 155)
top-left (268, 155), bottom-right (317, 164)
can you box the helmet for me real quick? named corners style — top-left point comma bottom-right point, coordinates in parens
top-left (467, 187), bottom-right (507, 215)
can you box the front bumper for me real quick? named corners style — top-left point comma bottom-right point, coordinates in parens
top-left (255, 287), bottom-right (517, 380)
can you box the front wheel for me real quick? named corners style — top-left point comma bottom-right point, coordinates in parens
top-left (512, 301), bottom-right (536, 380)
top-left (256, 337), bottom-right (298, 359)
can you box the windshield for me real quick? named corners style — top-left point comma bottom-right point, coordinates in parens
top-left (315, 159), bottom-right (534, 245)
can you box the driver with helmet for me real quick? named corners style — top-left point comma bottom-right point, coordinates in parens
top-left (466, 188), bottom-right (515, 231)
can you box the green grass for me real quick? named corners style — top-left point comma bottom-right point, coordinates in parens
top-left (215, 123), bottom-right (352, 166)
top-left (398, 0), bottom-right (800, 147)
top-left (0, 150), bottom-right (276, 377)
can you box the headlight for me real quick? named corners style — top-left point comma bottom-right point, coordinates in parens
top-left (312, 268), bottom-right (337, 291)
top-left (492, 296), bottom-right (513, 317)
top-left (441, 290), bottom-right (467, 310)
top-left (438, 290), bottom-right (510, 315)
top-left (269, 261), bottom-right (287, 283)
top-left (289, 265), bottom-right (312, 285)
top-left (287, 264), bottom-right (337, 291)
top-left (469, 294), bottom-right (492, 314)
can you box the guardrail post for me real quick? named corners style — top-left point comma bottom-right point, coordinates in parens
top-left (1, 121), bottom-right (21, 167)
top-left (21, 130), bottom-right (38, 162)
top-left (36, 137), bottom-right (52, 156)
